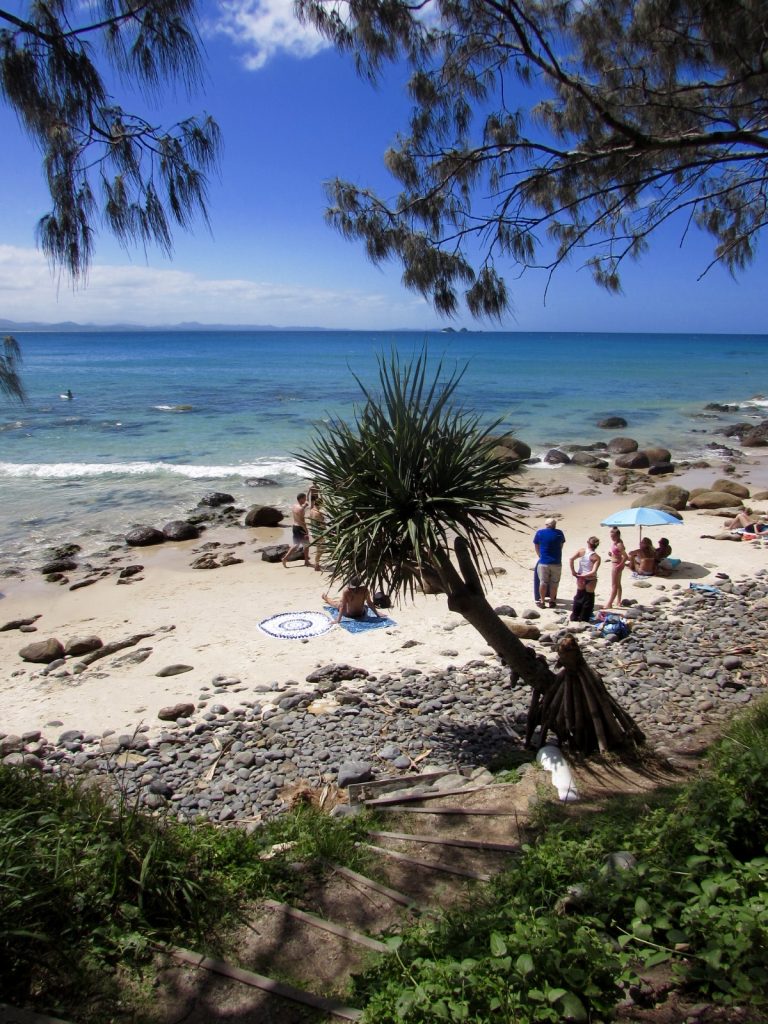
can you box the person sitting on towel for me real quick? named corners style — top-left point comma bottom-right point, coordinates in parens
top-left (323, 576), bottom-right (386, 622)
top-left (654, 536), bottom-right (674, 574)
top-left (629, 537), bottom-right (657, 575)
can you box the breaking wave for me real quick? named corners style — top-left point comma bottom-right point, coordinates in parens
top-left (0, 459), bottom-right (305, 481)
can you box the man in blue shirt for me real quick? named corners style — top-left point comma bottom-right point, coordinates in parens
top-left (533, 517), bottom-right (566, 609)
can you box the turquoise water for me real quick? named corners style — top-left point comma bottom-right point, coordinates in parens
top-left (1, 329), bottom-right (766, 563)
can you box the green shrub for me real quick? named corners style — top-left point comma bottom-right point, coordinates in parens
top-left (355, 698), bottom-right (768, 1021)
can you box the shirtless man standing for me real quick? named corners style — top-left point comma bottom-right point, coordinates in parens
top-left (282, 493), bottom-right (310, 567)
top-left (323, 576), bottom-right (385, 623)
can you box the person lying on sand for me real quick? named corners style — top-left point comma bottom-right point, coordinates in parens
top-left (323, 576), bottom-right (385, 623)
top-left (725, 511), bottom-right (768, 540)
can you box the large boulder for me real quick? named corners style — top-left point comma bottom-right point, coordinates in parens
top-left (492, 435), bottom-right (532, 462)
top-left (544, 449), bottom-right (570, 465)
top-left (39, 558), bottom-right (78, 575)
top-left (503, 619), bottom-right (541, 641)
top-left (597, 416), bottom-right (628, 429)
top-left (648, 463), bottom-right (675, 476)
top-left (711, 479), bottom-right (750, 498)
top-left (608, 437), bottom-right (638, 454)
top-left (741, 421), bottom-right (768, 447)
top-left (260, 544), bottom-right (289, 563)
top-left (615, 451), bottom-right (650, 469)
top-left (641, 447), bottom-right (672, 465)
top-left (244, 505), bottom-right (284, 528)
top-left (19, 638), bottom-right (65, 663)
top-left (158, 702), bottom-right (195, 721)
top-left (64, 635), bottom-right (103, 657)
top-left (125, 526), bottom-right (166, 547)
top-left (722, 422), bottom-right (753, 438)
top-left (198, 491), bottom-right (235, 508)
top-left (632, 485), bottom-right (689, 511)
top-left (162, 520), bottom-right (201, 541)
top-left (570, 451), bottom-right (609, 468)
top-left (689, 490), bottom-right (744, 510)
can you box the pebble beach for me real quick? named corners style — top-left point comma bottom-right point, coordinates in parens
top-left (1, 436), bottom-right (767, 823)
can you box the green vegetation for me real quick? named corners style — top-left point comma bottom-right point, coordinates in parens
top-left (354, 700), bottom-right (768, 1022)
top-left (0, 769), bottom-right (372, 1010)
top-left (1, 0), bottom-right (220, 283)
top-left (0, 335), bottom-right (24, 402)
top-left (1, 700), bottom-right (766, 1021)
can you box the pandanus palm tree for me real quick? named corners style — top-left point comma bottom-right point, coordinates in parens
top-left (301, 350), bottom-right (643, 755)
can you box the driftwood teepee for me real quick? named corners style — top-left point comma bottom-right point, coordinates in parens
top-left (525, 634), bottom-right (645, 753)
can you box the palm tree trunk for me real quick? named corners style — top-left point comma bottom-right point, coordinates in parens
top-left (430, 539), bottom-right (644, 755)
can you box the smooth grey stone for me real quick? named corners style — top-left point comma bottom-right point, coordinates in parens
top-left (337, 760), bottom-right (373, 787)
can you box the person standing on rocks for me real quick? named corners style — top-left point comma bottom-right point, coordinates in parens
top-left (569, 536), bottom-right (600, 621)
top-left (533, 517), bottom-right (566, 609)
top-left (603, 527), bottom-right (628, 608)
top-left (282, 493), bottom-right (310, 567)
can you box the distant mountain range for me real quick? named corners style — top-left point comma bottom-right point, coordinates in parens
top-left (0, 318), bottom-right (457, 333)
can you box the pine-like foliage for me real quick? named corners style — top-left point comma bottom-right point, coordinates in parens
top-left (0, 336), bottom-right (24, 401)
top-left (1, 0), bottom-right (221, 279)
top-left (297, 0), bottom-right (768, 316)
top-left (299, 348), bottom-right (528, 598)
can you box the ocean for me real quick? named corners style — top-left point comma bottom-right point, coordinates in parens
top-left (1, 329), bottom-right (766, 566)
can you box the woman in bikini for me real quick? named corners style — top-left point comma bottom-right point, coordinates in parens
top-left (603, 527), bottom-right (628, 609)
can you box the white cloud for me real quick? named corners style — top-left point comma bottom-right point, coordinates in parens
top-left (0, 244), bottom-right (433, 329)
top-left (213, 0), bottom-right (329, 70)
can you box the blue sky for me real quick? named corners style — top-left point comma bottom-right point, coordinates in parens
top-left (0, 0), bottom-right (766, 333)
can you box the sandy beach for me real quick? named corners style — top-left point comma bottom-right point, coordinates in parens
top-left (1, 455), bottom-right (767, 741)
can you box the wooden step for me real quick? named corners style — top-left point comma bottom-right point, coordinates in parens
top-left (359, 842), bottom-right (493, 882)
top-left (329, 863), bottom-right (428, 912)
top-left (375, 805), bottom-right (519, 816)
top-left (262, 899), bottom-right (390, 953)
top-left (167, 946), bottom-right (362, 1022)
top-left (368, 830), bottom-right (520, 853)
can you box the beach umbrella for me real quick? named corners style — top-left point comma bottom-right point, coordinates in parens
top-left (600, 506), bottom-right (683, 541)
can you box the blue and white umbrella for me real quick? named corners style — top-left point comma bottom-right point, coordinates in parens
top-left (600, 506), bottom-right (683, 541)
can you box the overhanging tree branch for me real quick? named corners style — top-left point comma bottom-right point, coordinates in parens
top-left (298, 0), bottom-right (768, 316)
top-left (0, 0), bottom-right (220, 280)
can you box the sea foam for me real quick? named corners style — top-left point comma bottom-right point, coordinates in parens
top-left (0, 460), bottom-right (305, 480)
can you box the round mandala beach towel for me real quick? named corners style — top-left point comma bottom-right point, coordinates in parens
top-left (258, 611), bottom-right (333, 640)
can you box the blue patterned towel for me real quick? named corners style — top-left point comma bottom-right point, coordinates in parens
top-left (324, 606), bottom-right (395, 633)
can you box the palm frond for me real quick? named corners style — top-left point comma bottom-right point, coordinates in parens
top-left (300, 348), bottom-right (528, 599)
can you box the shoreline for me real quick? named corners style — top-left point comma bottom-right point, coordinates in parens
top-left (2, 375), bottom-right (767, 567)
top-left (1, 448), bottom-right (767, 743)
